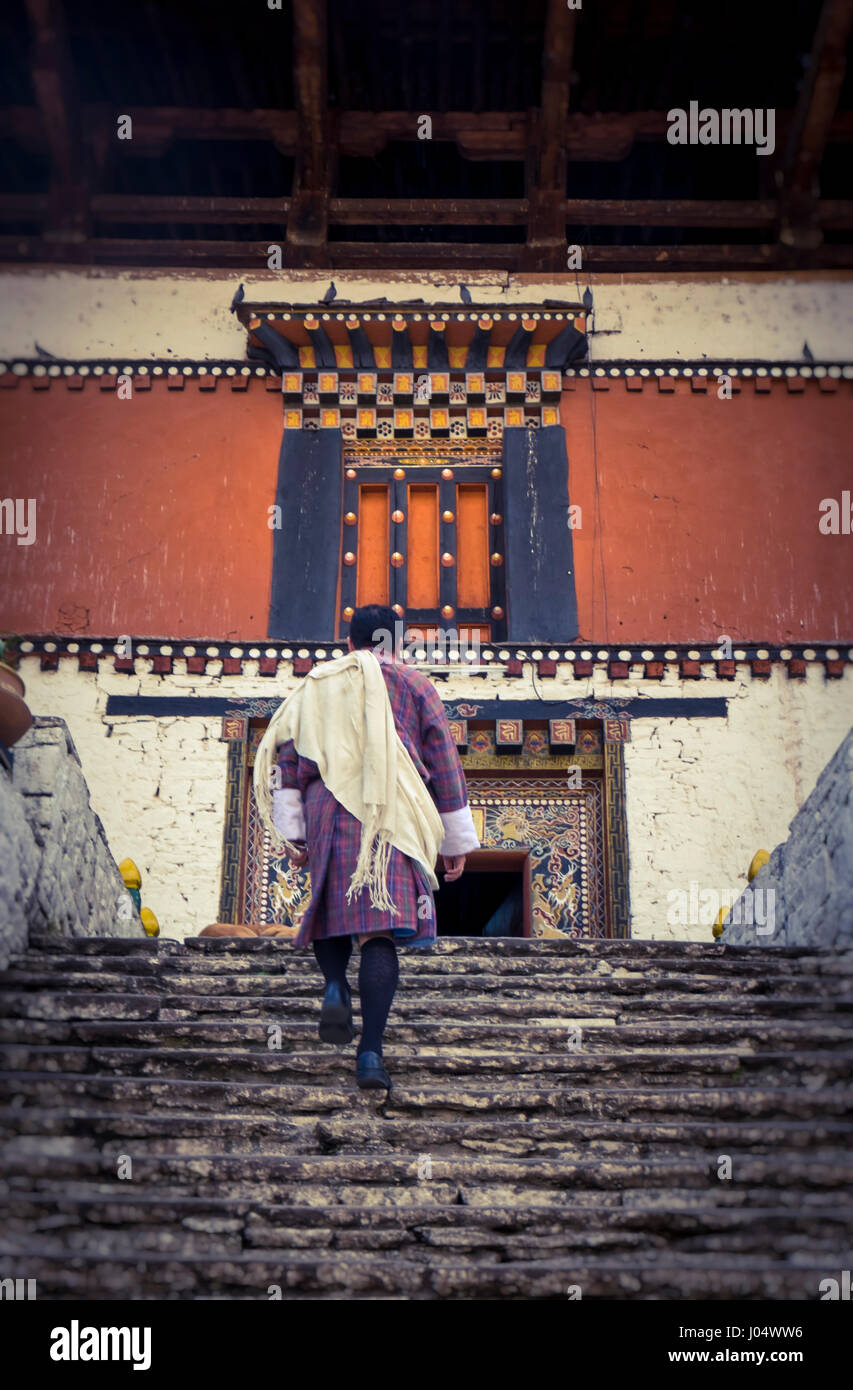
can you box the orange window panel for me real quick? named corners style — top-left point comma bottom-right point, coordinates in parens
top-left (356, 484), bottom-right (389, 605)
top-left (406, 483), bottom-right (439, 609)
top-left (456, 483), bottom-right (490, 608)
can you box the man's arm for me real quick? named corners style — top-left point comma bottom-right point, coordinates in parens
top-left (274, 739), bottom-right (308, 862)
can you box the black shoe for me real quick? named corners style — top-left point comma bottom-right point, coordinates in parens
top-left (356, 1050), bottom-right (391, 1090)
top-left (318, 980), bottom-right (354, 1044)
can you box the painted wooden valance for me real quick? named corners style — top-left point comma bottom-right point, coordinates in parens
top-left (241, 304), bottom-right (587, 437)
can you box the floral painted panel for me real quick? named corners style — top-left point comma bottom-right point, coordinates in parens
top-left (467, 775), bottom-right (606, 939)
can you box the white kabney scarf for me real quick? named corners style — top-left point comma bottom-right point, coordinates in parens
top-left (252, 650), bottom-right (444, 914)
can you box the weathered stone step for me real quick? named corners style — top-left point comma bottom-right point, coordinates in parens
top-left (0, 1248), bottom-right (845, 1299)
top-left (29, 933), bottom-right (850, 961)
top-left (0, 991), bottom-right (161, 1021)
top-left (144, 969), bottom-right (853, 998)
top-left (4, 987), bottom-right (850, 1026)
top-left (1, 1108), bottom-right (851, 1159)
top-left (7, 1189), bottom-right (851, 1230)
top-left (7, 1172), bottom-right (848, 1215)
top-left (4, 1072), bottom-right (850, 1120)
top-left (14, 946), bottom-right (850, 981)
top-left (3, 1016), bottom-right (851, 1053)
top-left (7, 966), bottom-right (851, 1001)
top-left (2, 1145), bottom-right (850, 1193)
top-left (2, 1205), bottom-right (848, 1261)
top-left (5, 1042), bottom-right (852, 1088)
top-left (6, 1190), bottom-right (849, 1244)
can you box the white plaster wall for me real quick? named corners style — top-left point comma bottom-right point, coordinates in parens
top-left (13, 655), bottom-right (853, 941)
top-left (0, 267), bottom-right (850, 364)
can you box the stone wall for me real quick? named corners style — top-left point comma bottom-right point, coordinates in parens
top-left (13, 656), bottom-right (853, 942)
top-left (0, 716), bottom-right (144, 966)
top-left (722, 727), bottom-right (853, 948)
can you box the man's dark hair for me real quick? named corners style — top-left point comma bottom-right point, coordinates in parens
top-left (349, 604), bottom-right (400, 650)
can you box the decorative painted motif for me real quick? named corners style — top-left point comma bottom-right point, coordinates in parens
top-left (467, 775), bottom-right (606, 939)
top-left (495, 718), bottom-right (523, 748)
top-left (241, 779), bottom-right (310, 930)
top-left (218, 739), bottom-right (247, 922)
top-left (221, 713), bottom-right (248, 741)
top-left (447, 718), bottom-right (468, 748)
top-left (603, 742), bottom-right (631, 938)
top-left (461, 727), bottom-right (602, 771)
top-left (549, 718), bottom-right (576, 748)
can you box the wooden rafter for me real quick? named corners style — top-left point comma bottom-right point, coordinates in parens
top-left (523, 0), bottom-right (576, 271)
top-left (286, 0), bottom-right (330, 266)
top-left (4, 194), bottom-right (853, 230)
top-left (2, 235), bottom-right (850, 271)
top-left (778, 0), bottom-right (853, 249)
top-left (24, 0), bottom-right (89, 243)
top-left (1, 104), bottom-right (851, 161)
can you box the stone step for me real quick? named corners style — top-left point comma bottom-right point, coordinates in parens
top-left (6, 1189), bottom-right (849, 1240)
top-left (6, 1173), bottom-right (848, 1213)
top-left (13, 946), bottom-right (851, 981)
top-left (2, 1143), bottom-right (850, 1192)
top-left (28, 933), bottom-right (849, 961)
top-left (4, 988), bottom-right (850, 1026)
top-left (1, 1106), bottom-right (850, 1162)
top-left (5, 1042), bottom-right (852, 1087)
top-left (2, 1202), bottom-right (849, 1261)
top-left (3, 1016), bottom-right (851, 1052)
top-left (4, 1071), bottom-right (850, 1120)
top-left (7, 1189), bottom-right (852, 1228)
top-left (0, 1248), bottom-right (846, 1298)
top-left (6, 966), bottom-right (852, 1001)
top-left (1, 1108), bottom-right (851, 1158)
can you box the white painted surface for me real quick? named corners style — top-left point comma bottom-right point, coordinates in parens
top-left (14, 656), bottom-right (853, 941)
top-left (0, 268), bottom-right (850, 363)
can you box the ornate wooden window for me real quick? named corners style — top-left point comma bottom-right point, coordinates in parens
top-left (340, 446), bottom-right (507, 641)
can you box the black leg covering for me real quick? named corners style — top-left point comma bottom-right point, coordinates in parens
top-left (357, 936), bottom-right (399, 1057)
top-left (313, 935), bottom-right (352, 986)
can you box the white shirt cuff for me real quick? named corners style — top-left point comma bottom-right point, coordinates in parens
top-left (439, 805), bottom-right (480, 857)
top-left (273, 788), bottom-right (306, 841)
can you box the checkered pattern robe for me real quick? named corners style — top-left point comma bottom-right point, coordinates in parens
top-left (275, 658), bottom-right (471, 949)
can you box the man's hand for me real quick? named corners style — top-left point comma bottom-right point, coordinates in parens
top-left (288, 841), bottom-right (309, 869)
top-left (441, 854), bottom-right (466, 882)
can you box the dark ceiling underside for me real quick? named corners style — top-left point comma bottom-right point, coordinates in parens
top-left (0, 0), bottom-right (851, 271)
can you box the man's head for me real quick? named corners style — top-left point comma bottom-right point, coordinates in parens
top-left (348, 604), bottom-right (400, 653)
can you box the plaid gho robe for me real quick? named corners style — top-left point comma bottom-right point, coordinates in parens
top-left (274, 656), bottom-right (475, 948)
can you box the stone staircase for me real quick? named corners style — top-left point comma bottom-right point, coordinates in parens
top-left (1, 934), bottom-right (852, 1300)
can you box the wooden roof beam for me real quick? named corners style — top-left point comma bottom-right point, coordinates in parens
top-left (5, 193), bottom-right (853, 231)
top-left (286, 0), bottom-right (331, 267)
top-left (1, 105), bottom-right (852, 161)
top-left (24, 0), bottom-right (89, 244)
top-left (2, 236), bottom-right (850, 271)
top-left (778, 0), bottom-right (853, 249)
top-left (523, 0), bottom-right (577, 271)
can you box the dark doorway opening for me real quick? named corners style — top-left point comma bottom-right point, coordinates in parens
top-left (435, 851), bottom-right (530, 937)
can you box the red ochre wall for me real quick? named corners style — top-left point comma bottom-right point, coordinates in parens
top-left (0, 381), bottom-right (283, 640)
top-left (0, 377), bottom-right (851, 642)
top-left (562, 379), bottom-right (853, 644)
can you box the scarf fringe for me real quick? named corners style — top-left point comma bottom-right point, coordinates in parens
top-left (346, 807), bottom-right (400, 915)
